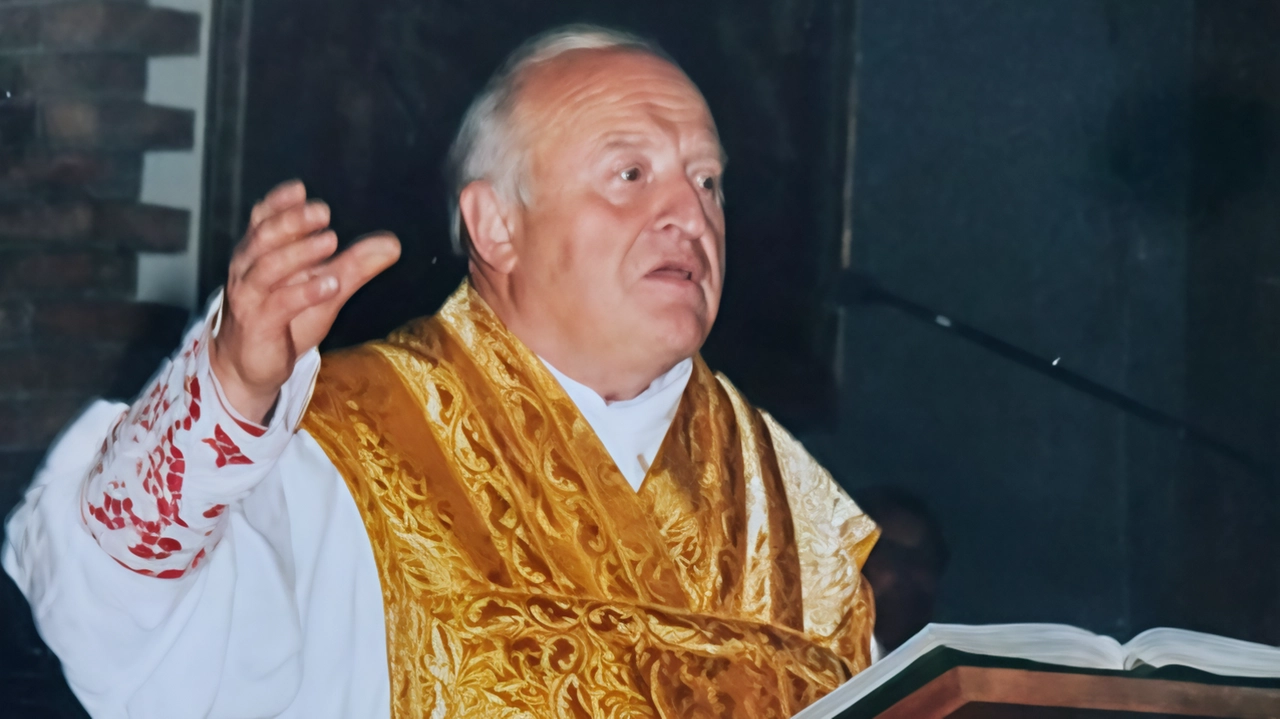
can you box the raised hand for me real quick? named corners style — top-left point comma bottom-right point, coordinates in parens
top-left (209, 180), bottom-right (401, 423)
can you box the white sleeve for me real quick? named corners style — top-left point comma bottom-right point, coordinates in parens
top-left (2, 290), bottom-right (324, 718)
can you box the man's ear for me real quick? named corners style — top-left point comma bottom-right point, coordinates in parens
top-left (458, 180), bottom-right (518, 273)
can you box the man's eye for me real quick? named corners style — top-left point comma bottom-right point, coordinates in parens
top-left (699, 176), bottom-right (717, 191)
top-left (621, 167), bottom-right (641, 182)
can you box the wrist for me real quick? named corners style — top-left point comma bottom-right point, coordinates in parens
top-left (208, 342), bottom-right (281, 424)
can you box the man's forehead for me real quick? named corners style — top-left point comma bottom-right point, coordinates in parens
top-left (521, 47), bottom-right (691, 94)
top-left (515, 49), bottom-right (719, 145)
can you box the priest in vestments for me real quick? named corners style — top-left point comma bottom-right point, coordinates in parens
top-left (3, 25), bottom-right (878, 718)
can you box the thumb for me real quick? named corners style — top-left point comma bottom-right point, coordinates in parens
top-left (286, 232), bottom-right (401, 351)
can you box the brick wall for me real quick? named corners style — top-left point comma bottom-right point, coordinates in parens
top-left (0, 1), bottom-right (201, 713)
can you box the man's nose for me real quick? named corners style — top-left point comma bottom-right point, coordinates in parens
top-left (654, 177), bottom-right (709, 240)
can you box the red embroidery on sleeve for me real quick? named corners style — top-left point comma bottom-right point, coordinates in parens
top-left (111, 557), bottom-right (185, 580)
top-left (232, 416), bottom-right (268, 438)
top-left (86, 364), bottom-right (205, 577)
top-left (86, 330), bottom-right (287, 579)
top-left (113, 556), bottom-right (158, 577)
top-left (210, 380), bottom-right (269, 438)
top-left (202, 424), bottom-right (253, 468)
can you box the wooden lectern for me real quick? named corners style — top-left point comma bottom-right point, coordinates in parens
top-left (817, 648), bottom-right (1280, 719)
top-left (870, 667), bottom-right (1280, 718)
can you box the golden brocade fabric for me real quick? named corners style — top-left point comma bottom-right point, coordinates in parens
top-left (301, 282), bottom-right (879, 718)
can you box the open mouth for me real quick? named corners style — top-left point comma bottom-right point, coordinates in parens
top-left (647, 262), bottom-right (698, 282)
top-left (650, 268), bottom-right (693, 281)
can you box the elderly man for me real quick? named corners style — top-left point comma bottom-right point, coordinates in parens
top-left (4, 26), bottom-right (877, 718)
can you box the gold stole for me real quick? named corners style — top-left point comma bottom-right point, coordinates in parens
top-left (302, 283), bottom-right (877, 718)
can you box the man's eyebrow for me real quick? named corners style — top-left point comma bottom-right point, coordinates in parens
top-left (691, 138), bottom-right (728, 167)
top-left (591, 133), bottom-right (659, 154)
top-left (591, 132), bottom-right (726, 166)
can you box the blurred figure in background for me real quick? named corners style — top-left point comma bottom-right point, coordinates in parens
top-left (855, 485), bottom-right (950, 653)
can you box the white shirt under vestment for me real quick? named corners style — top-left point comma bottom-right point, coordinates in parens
top-left (541, 357), bottom-right (692, 490)
top-left (1, 293), bottom-right (702, 718)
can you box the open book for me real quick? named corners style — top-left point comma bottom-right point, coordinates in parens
top-left (794, 623), bottom-right (1280, 719)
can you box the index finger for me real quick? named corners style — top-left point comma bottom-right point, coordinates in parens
top-left (235, 200), bottom-right (331, 272)
top-left (249, 180), bottom-right (307, 229)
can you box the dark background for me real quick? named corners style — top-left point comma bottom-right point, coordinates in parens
top-left (807, 0), bottom-right (1280, 645)
top-left (4, 0), bottom-right (1279, 714)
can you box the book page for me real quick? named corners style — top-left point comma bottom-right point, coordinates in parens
top-left (793, 623), bottom-right (1125, 719)
top-left (1124, 628), bottom-right (1280, 678)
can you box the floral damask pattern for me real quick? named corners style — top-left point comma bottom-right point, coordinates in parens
top-left (302, 282), bottom-right (879, 719)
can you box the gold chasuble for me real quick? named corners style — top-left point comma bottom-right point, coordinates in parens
top-left (301, 283), bottom-right (879, 718)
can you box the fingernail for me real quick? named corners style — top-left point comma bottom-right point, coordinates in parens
top-left (320, 276), bottom-right (338, 294)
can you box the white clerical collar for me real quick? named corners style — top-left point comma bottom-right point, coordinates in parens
top-left (540, 357), bottom-right (693, 491)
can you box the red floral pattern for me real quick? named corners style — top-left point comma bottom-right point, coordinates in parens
top-left (82, 330), bottom-right (273, 580)
top-left (202, 424), bottom-right (253, 468)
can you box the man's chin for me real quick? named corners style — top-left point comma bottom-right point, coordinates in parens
top-left (638, 313), bottom-right (710, 362)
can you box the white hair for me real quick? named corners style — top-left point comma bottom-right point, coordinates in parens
top-left (445, 24), bottom-right (673, 256)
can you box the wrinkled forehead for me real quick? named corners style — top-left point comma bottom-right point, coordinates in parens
top-left (511, 49), bottom-right (724, 164)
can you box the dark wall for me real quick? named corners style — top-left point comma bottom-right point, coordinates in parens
top-left (1179, 0), bottom-right (1280, 646)
top-left (0, 3), bottom-right (202, 716)
top-left (804, 0), bottom-right (1279, 643)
